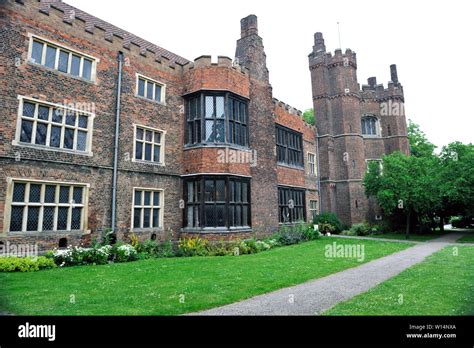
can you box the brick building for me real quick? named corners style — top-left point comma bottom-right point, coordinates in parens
top-left (309, 33), bottom-right (409, 225)
top-left (0, 0), bottom-right (407, 250)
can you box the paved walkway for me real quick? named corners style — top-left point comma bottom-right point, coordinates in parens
top-left (193, 233), bottom-right (464, 315)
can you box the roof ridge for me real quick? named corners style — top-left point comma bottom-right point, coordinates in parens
top-left (39, 0), bottom-right (190, 66)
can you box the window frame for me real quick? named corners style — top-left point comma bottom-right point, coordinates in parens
top-left (135, 73), bottom-right (166, 104)
top-left (309, 199), bottom-right (318, 221)
top-left (4, 178), bottom-right (89, 234)
top-left (27, 33), bottom-right (98, 82)
top-left (361, 114), bottom-right (380, 137)
top-left (184, 92), bottom-right (249, 148)
top-left (132, 124), bottom-right (166, 166)
top-left (276, 124), bottom-right (304, 168)
top-left (366, 159), bottom-right (383, 174)
top-left (183, 175), bottom-right (251, 231)
top-left (131, 187), bottom-right (164, 231)
top-left (278, 186), bottom-right (306, 224)
top-left (13, 96), bottom-right (95, 156)
top-left (307, 152), bottom-right (317, 176)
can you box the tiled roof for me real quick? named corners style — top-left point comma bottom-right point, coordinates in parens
top-left (38, 0), bottom-right (190, 66)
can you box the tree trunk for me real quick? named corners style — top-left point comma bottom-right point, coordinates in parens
top-left (405, 209), bottom-right (411, 239)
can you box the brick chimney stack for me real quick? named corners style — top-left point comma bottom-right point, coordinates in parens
top-left (241, 15), bottom-right (258, 38)
top-left (313, 32), bottom-right (326, 56)
top-left (390, 64), bottom-right (399, 86)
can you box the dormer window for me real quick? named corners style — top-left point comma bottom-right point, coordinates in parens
top-left (361, 115), bottom-right (379, 136)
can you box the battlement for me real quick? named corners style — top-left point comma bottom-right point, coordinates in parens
top-left (272, 98), bottom-right (302, 116)
top-left (309, 32), bottom-right (357, 69)
top-left (20, 0), bottom-right (190, 69)
top-left (359, 82), bottom-right (404, 100)
top-left (359, 65), bottom-right (403, 99)
top-left (309, 48), bottom-right (357, 69)
top-left (183, 55), bottom-right (249, 75)
top-left (272, 98), bottom-right (316, 131)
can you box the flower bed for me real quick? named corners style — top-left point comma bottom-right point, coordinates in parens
top-left (1, 223), bottom-right (322, 272)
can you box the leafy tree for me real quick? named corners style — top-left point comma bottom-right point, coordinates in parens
top-left (437, 142), bottom-right (474, 226)
top-left (407, 120), bottom-right (436, 158)
top-left (303, 108), bottom-right (315, 126)
top-left (364, 153), bottom-right (438, 238)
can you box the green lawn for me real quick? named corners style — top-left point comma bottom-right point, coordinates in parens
top-left (369, 232), bottom-right (448, 242)
top-left (0, 237), bottom-right (411, 315)
top-left (457, 234), bottom-right (474, 243)
top-left (324, 245), bottom-right (474, 315)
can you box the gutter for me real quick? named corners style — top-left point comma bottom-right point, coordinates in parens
top-left (111, 51), bottom-right (124, 235)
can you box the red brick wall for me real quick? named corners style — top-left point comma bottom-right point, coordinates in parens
top-left (183, 59), bottom-right (250, 98)
top-left (183, 148), bottom-right (251, 176)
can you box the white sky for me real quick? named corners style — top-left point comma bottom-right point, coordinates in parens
top-left (67, 0), bottom-right (473, 149)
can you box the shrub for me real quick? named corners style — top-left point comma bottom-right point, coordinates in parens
top-left (451, 216), bottom-right (473, 229)
top-left (178, 237), bottom-right (208, 257)
top-left (349, 223), bottom-right (371, 236)
top-left (302, 224), bottom-right (321, 241)
top-left (52, 246), bottom-right (90, 266)
top-left (0, 256), bottom-right (56, 272)
top-left (313, 213), bottom-right (343, 233)
top-left (255, 240), bottom-right (271, 251)
top-left (205, 241), bottom-right (238, 256)
top-left (136, 240), bottom-right (159, 255)
top-left (274, 224), bottom-right (306, 245)
top-left (264, 239), bottom-right (280, 248)
top-left (90, 245), bottom-right (113, 264)
top-left (319, 222), bottom-right (336, 235)
top-left (156, 240), bottom-right (176, 258)
top-left (114, 244), bottom-right (138, 263)
top-left (129, 233), bottom-right (139, 249)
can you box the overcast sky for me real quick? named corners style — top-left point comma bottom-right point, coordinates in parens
top-left (67, 0), bottom-right (473, 149)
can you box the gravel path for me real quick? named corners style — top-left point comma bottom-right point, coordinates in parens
top-left (193, 233), bottom-right (464, 315)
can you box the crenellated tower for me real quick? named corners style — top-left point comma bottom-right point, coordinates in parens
top-left (309, 33), bottom-right (409, 226)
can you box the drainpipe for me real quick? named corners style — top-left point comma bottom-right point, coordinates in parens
top-left (111, 51), bottom-right (124, 235)
top-left (315, 130), bottom-right (323, 215)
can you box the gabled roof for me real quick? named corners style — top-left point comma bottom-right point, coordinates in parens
top-left (38, 0), bottom-right (190, 66)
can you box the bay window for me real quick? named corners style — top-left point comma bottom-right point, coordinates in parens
top-left (184, 176), bottom-right (250, 230)
top-left (185, 92), bottom-right (249, 147)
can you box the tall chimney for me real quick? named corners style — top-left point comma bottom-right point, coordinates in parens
top-left (313, 32), bottom-right (326, 56)
top-left (241, 15), bottom-right (258, 38)
top-left (390, 64), bottom-right (399, 85)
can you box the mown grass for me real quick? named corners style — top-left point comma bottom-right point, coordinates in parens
top-left (324, 245), bottom-right (474, 315)
top-left (0, 237), bottom-right (411, 315)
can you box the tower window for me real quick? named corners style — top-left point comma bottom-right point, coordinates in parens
top-left (185, 93), bottom-right (248, 147)
top-left (361, 115), bottom-right (379, 136)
